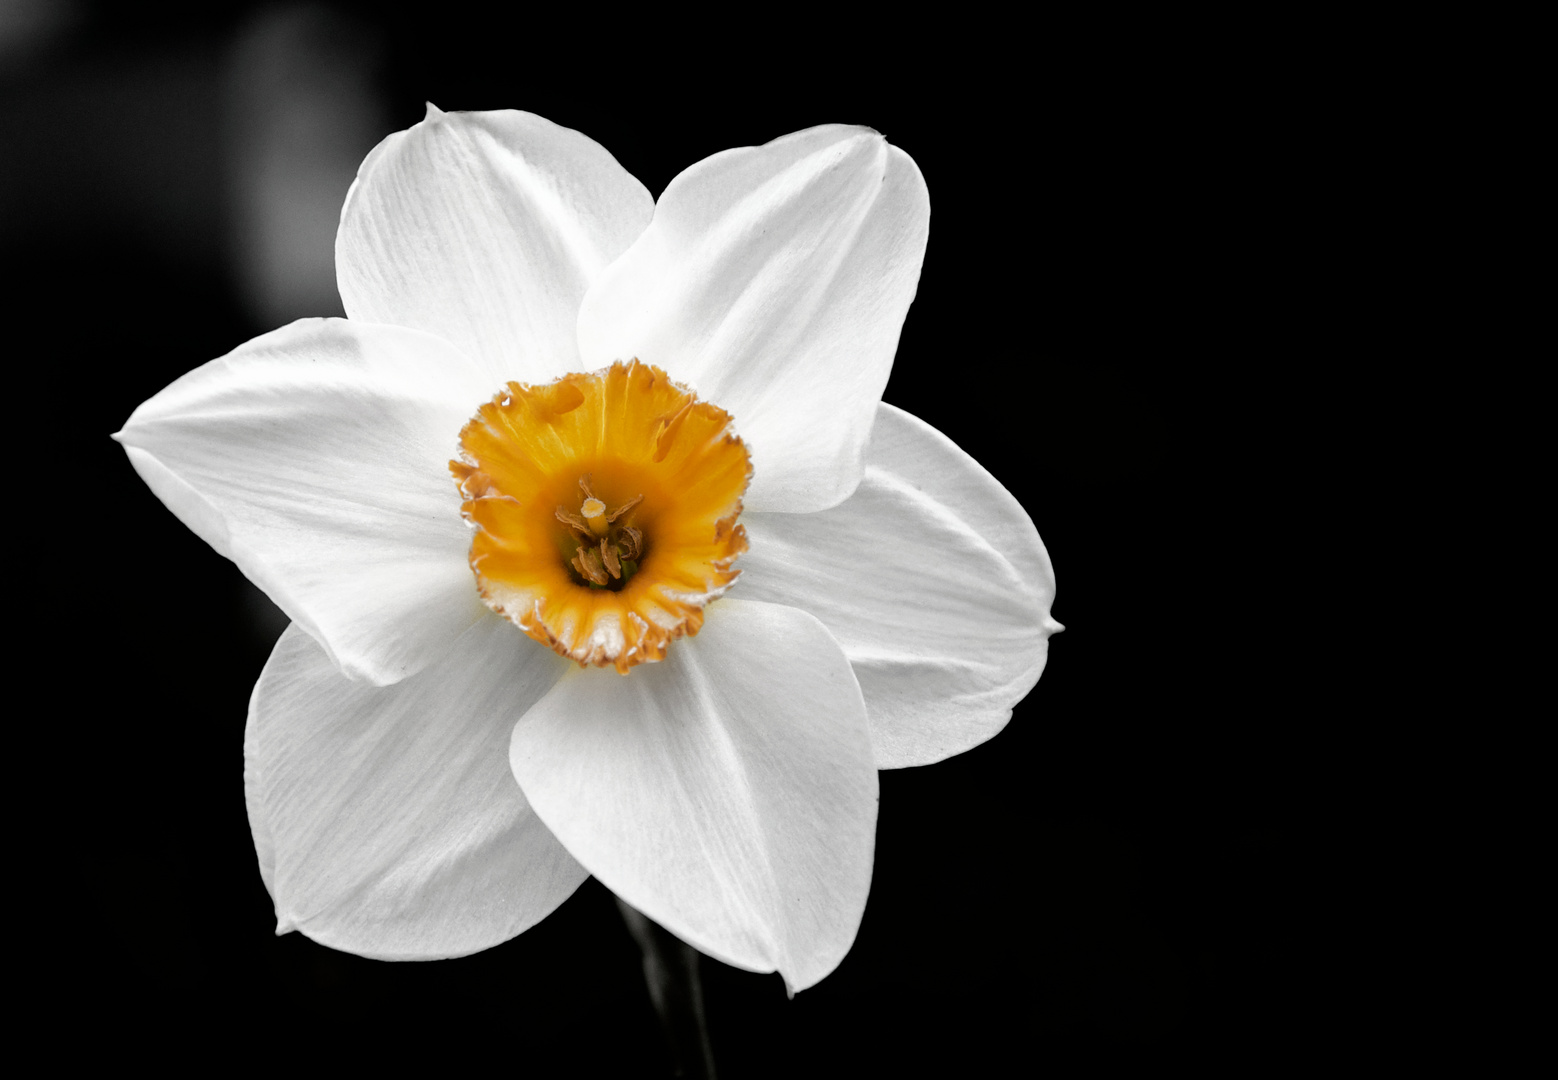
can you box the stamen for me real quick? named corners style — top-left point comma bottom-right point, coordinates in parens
top-left (606, 493), bottom-right (644, 523)
top-left (572, 544), bottom-right (610, 586)
top-left (619, 525), bottom-right (643, 561)
top-left (555, 506), bottom-right (589, 533)
top-left (601, 538), bottom-right (622, 579)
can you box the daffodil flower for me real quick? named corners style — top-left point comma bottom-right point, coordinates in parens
top-left (115, 107), bottom-right (1062, 992)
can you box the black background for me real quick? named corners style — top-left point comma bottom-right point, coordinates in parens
top-left (12, 4), bottom-right (1307, 1074)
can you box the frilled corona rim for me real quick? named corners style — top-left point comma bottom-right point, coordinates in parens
top-left (451, 359), bottom-right (751, 673)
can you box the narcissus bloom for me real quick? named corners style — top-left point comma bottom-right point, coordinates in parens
top-left (116, 107), bottom-right (1061, 991)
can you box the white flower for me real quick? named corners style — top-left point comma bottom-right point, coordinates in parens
top-left (115, 106), bottom-right (1061, 992)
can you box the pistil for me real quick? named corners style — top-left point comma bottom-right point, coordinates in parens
top-left (581, 498), bottom-right (609, 536)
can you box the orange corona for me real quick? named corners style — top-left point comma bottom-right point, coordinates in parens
top-left (451, 360), bottom-right (751, 673)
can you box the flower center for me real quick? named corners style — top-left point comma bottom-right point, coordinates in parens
top-left (450, 359), bottom-right (751, 673)
top-left (556, 476), bottom-right (644, 590)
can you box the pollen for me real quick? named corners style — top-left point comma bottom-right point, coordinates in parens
top-left (450, 359), bottom-right (751, 673)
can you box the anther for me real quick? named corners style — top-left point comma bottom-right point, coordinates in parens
top-left (601, 538), bottom-right (622, 579)
top-left (619, 525), bottom-right (643, 561)
top-left (555, 506), bottom-right (589, 534)
top-left (572, 544), bottom-right (609, 586)
top-left (606, 494), bottom-right (643, 523)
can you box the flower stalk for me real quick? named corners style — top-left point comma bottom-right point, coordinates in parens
top-left (618, 897), bottom-right (718, 1079)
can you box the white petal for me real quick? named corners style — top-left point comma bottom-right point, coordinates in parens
top-left (243, 676), bottom-right (278, 908)
top-left (337, 105), bottom-right (654, 388)
top-left (738, 403), bottom-right (1061, 768)
top-left (116, 318), bottom-right (491, 685)
top-left (577, 125), bottom-right (930, 514)
top-left (249, 618), bottom-right (585, 959)
top-left (509, 599), bottom-right (878, 992)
